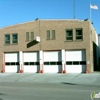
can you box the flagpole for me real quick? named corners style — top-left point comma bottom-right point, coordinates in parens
top-left (73, 0), bottom-right (75, 19)
top-left (90, 1), bottom-right (92, 22)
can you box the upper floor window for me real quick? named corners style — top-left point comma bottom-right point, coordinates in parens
top-left (26, 32), bottom-right (34, 41)
top-left (47, 30), bottom-right (50, 40)
top-left (52, 30), bottom-right (55, 40)
top-left (5, 34), bottom-right (10, 45)
top-left (75, 28), bottom-right (83, 40)
top-left (26, 32), bottom-right (29, 41)
top-left (12, 33), bottom-right (18, 44)
top-left (46, 30), bottom-right (56, 40)
top-left (66, 29), bottom-right (73, 41)
top-left (31, 32), bottom-right (34, 41)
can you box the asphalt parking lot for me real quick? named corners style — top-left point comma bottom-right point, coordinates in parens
top-left (0, 72), bottom-right (100, 85)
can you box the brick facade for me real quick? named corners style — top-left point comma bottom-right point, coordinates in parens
top-left (0, 19), bottom-right (97, 73)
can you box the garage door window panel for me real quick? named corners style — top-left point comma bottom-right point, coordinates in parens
top-left (30, 62), bottom-right (34, 65)
top-left (80, 61), bottom-right (86, 65)
top-left (57, 62), bottom-right (62, 65)
top-left (5, 62), bottom-right (19, 65)
top-left (35, 62), bottom-right (40, 65)
top-left (24, 62), bottom-right (30, 65)
top-left (16, 62), bottom-right (19, 65)
top-left (5, 62), bottom-right (10, 65)
top-left (73, 61), bottom-right (79, 65)
top-left (66, 61), bottom-right (72, 65)
top-left (50, 62), bottom-right (57, 65)
top-left (44, 62), bottom-right (49, 65)
top-left (11, 62), bottom-right (15, 65)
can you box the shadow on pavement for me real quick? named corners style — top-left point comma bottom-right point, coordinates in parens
top-left (0, 93), bottom-right (4, 100)
top-left (61, 82), bottom-right (100, 87)
top-left (61, 82), bottom-right (77, 85)
top-left (0, 93), bottom-right (5, 95)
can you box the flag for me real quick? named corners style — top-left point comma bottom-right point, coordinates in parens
top-left (90, 4), bottom-right (98, 10)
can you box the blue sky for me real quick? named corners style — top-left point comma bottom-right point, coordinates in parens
top-left (0, 0), bottom-right (100, 33)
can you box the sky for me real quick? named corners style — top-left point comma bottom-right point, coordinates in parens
top-left (0, 0), bottom-right (100, 33)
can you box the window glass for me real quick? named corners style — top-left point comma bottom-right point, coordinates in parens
top-left (52, 30), bottom-right (55, 39)
top-left (80, 61), bottom-right (86, 65)
top-left (66, 37), bottom-right (73, 40)
top-left (24, 62), bottom-right (29, 65)
top-left (66, 29), bottom-right (73, 41)
top-left (11, 62), bottom-right (15, 65)
top-left (50, 62), bottom-right (56, 65)
top-left (44, 62), bottom-right (49, 65)
top-left (5, 34), bottom-right (10, 44)
top-left (35, 62), bottom-right (40, 65)
top-left (73, 61), bottom-right (79, 65)
top-left (47, 30), bottom-right (50, 40)
top-left (16, 62), bottom-right (19, 65)
top-left (12, 34), bottom-right (18, 44)
top-left (30, 62), bottom-right (34, 65)
top-left (31, 32), bottom-right (34, 41)
top-left (76, 29), bottom-right (83, 40)
top-left (57, 62), bottom-right (62, 65)
top-left (66, 61), bottom-right (72, 65)
top-left (26, 32), bottom-right (29, 41)
top-left (5, 62), bottom-right (10, 65)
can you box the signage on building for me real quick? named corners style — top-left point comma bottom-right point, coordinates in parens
top-left (36, 36), bottom-right (40, 42)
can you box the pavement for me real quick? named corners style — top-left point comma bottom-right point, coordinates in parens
top-left (0, 72), bottom-right (100, 85)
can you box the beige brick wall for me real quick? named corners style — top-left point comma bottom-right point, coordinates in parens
top-left (0, 19), bottom-right (97, 73)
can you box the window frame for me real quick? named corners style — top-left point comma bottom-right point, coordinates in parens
top-left (47, 30), bottom-right (50, 40)
top-left (75, 28), bottom-right (83, 40)
top-left (31, 32), bottom-right (34, 41)
top-left (52, 30), bottom-right (55, 40)
top-left (26, 32), bottom-right (29, 41)
top-left (65, 29), bottom-right (73, 41)
top-left (5, 34), bottom-right (10, 45)
top-left (12, 33), bottom-right (18, 44)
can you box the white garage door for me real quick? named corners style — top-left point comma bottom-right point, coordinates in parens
top-left (66, 50), bottom-right (86, 73)
top-left (44, 51), bottom-right (62, 73)
top-left (5, 53), bottom-right (19, 72)
top-left (23, 52), bottom-right (39, 73)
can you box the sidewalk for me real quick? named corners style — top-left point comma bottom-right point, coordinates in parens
top-left (0, 73), bottom-right (100, 85)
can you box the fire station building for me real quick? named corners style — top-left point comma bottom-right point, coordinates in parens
top-left (0, 19), bottom-right (98, 73)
